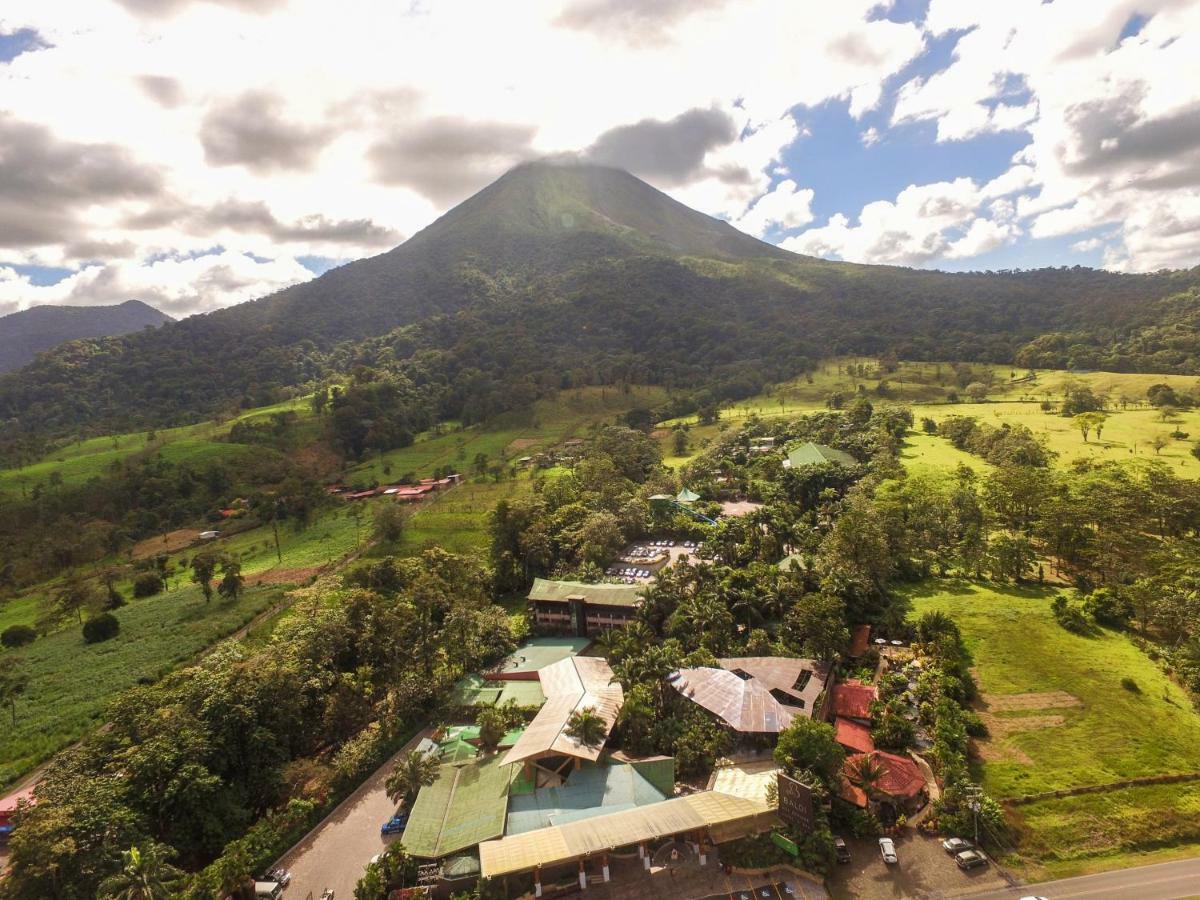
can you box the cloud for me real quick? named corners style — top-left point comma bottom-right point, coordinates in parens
top-left (0, 250), bottom-right (312, 317)
top-left (555, 0), bottom-right (726, 42)
top-left (734, 179), bottom-right (815, 237)
top-left (195, 199), bottom-right (400, 246)
top-left (200, 90), bottom-right (333, 173)
top-left (137, 74), bottom-right (184, 107)
top-left (368, 117), bottom-right (537, 205)
top-left (585, 107), bottom-right (738, 186)
top-left (0, 114), bottom-right (163, 249)
top-left (782, 177), bottom-right (1017, 266)
top-left (113, 0), bottom-right (285, 16)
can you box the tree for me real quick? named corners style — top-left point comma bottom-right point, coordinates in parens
top-left (476, 706), bottom-right (509, 752)
top-left (965, 382), bottom-right (988, 402)
top-left (50, 575), bottom-right (100, 624)
top-left (845, 753), bottom-right (885, 806)
top-left (1074, 412), bottom-right (1107, 443)
top-left (385, 750), bottom-right (439, 806)
top-left (217, 560), bottom-right (244, 601)
top-left (96, 844), bottom-right (184, 900)
top-left (83, 612), bottom-right (121, 644)
top-left (565, 707), bottom-right (608, 748)
top-left (373, 504), bottom-right (406, 543)
top-left (672, 428), bottom-right (688, 456)
top-left (774, 718), bottom-right (845, 791)
top-left (781, 592), bottom-right (849, 661)
top-left (1151, 433), bottom-right (1170, 455)
top-left (0, 656), bottom-right (29, 725)
top-left (192, 552), bottom-right (218, 602)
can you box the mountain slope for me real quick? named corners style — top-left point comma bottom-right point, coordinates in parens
top-left (0, 160), bottom-right (1198, 438)
top-left (0, 299), bottom-right (172, 373)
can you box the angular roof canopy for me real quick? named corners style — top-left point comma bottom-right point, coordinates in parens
top-left (834, 717), bottom-right (875, 755)
top-left (501, 657), bottom-right (624, 766)
top-left (840, 751), bottom-right (926, 807)
top-left (832, 680), bottom-right (877, 720)
top-left (677, 487), bottom-right (701, 503)
top-left (479, 791), bottom-right (773, 878)
top-left (785, 441), bottom-right (858, 469)
top-left (527, 578), bottom-right (643, 609)
top-left (668, 657), bottom-right (831, 734)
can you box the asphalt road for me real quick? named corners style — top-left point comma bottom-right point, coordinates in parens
top-left (272, 727), bottom-right (434, 900)
top-left (974, 857), bottom-right (1200, 899)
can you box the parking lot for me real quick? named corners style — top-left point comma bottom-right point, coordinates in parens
top-left (827, 832), bottom-right (1010, 899)
top-left (607, 540), bottom-right (702, 583)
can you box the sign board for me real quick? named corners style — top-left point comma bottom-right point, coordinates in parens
top-left (770, 831), bottom-right (799, 857)
top-left (776, 773), bottom-right (816, 833)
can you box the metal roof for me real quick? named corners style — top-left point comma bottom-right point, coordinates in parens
top-left (501, 657), bottom-right (624, 766)
top-left (401, 755), bottom-right (517, 859)
top-left (527, 578), bottom-right (644, 609)
top-left (668, 657), bottom-right (832, 733)
top-left (479, 791), bottom-right (774, 878)
top-left (785, 441), bottom-right (858, 469)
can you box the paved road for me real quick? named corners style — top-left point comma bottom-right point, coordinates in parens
top-left (273, 727), bottom-right (434, 900)
top-left (974, 857), bottom-right (1200, 899)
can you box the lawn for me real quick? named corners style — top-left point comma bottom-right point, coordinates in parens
top-left (0, 582), bottom-right (283, 787)
top-left (905, 580), bottom-right (1200, 876)
top-left (388, 478), bottom-right (534, 558)
top-left (899, 431), bottom-right (992, 476)
top-left (1009, 781), bottom-right (1200, 879)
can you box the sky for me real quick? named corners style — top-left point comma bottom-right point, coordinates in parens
top-left (1, 0), bottom-right (1199, 318)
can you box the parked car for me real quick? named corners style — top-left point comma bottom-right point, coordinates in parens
top-left (942, 837), bottom-right (973, 854)
top-left (879, 837), bottom-right (898, 864)
top-left (254, 882), bottom-right (283, 900)
top-left (265, 869), bottom-right (291, 887)
top-left (955, 849), bottom-right (988, 870)
top-left (381, 813), bottom-right (408, 835)
top-left (834, 836), bottom-right (851, 863)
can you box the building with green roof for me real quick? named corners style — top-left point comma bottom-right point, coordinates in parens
top-left (784, 441), bottom-right (858, 470)
top-left (528, 579), bottom-right (644, 636)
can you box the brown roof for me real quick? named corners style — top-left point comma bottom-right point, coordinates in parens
top-left (839, 751), bottom-right (926, 807)
top-left (834, 717), bottom-right (875, 754)
top-left (849, 624), bottom-right (871, 657)
top-left (832, 680), bottom-right (876, 720)
top-left (501, 657), bottom-right (623, 766)
top-left (669, 657), bottom-right (832, 734)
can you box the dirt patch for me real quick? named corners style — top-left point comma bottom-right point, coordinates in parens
top-left (719, 500), bottom-right (764, 517)
top-left (132, 528), bottom-right (202, 559)
top-left (973, 711), bottom-right (1068, 765)
top-left (507, 437), bottom-right (540, 451)
top-left (981, 691), bottom-right (1082, 713)
top-left (245, 567), bottom-right (322, 586)
top-left (972, 737), bottom-right (1032, 765)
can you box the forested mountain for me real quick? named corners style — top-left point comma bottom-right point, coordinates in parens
top-left (1, 160), bottom-right (1198, 441)
top-left (0, 299), bottom-right (171, 373)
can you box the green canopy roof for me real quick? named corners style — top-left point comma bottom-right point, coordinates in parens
top-left (786, 441), bottom-right (858, 469)
top-left (527, 579), bottom-right (643, 608)
top-left (676, 487), bottom-right (701, 503)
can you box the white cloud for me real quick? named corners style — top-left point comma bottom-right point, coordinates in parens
top-left (733, 179), bottom-right (815, 237)
top-left (0, 0), bottom-right (928, 314)
top-left (781, 177), bottom-right (1018, 267)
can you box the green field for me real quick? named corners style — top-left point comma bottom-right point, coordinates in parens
top-left (906, 580), bottom-right (1200, 875)
top-left (0, 582), bottom-right (282, 786)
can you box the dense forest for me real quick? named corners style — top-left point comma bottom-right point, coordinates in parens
top-left (2, 162), bottom-right (1200, 452)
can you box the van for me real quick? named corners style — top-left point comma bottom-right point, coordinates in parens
top-left (254, 882), bottom-right (283, 900)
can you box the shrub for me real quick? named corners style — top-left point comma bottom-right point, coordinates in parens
top-left (82, 612), bottom-right (120, 644)
top-left (1, 624), bottom-right (37, 648)
top-left (132, 571), bottom-right (165, 598)
top-left (1121, 676), bottom-right (1140, 693)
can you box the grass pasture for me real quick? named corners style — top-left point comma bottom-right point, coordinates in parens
top-left (905, 580), bottom-right (1200, 875)
top-left (0, 583), bottom-right (282, 786)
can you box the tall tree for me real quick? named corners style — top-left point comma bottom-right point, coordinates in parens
top-left (385, 750), bottom-right (439, 806)
top-left (96, 844), bottom-right (184, 900)
top-left (0, 655), bottom-right (30, 725)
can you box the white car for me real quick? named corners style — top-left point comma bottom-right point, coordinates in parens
top-left (879, 837), bottom-right (898, 864)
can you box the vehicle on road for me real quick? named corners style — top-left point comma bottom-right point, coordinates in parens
top-left (879, 837), bottom-right (898, 864)
top-left (941, 837), bottom-right (973, 854)
top-left (834, 836), bottom-right (851, 863)
top-left (264, 869), bottom-right (291, 887)
top-left (254, 881), bottom-right (283, 900)
top-left (381, 813), bottom-right (408, 835)
top-left (320, 891), bottom-right (334, 900)
top-left (955, 849), bottom-right (988, 870)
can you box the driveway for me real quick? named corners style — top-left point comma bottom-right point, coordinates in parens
top-left (273, 727), bottom-right (434, 900)
top-left (827, 832), bottom-right (1009, 899)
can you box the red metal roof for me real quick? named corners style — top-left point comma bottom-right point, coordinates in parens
top-left (835, 717), bottom-right (875, 754)
top-left (832, 680), bottom-right (876, 720)
top-left (839, 751), bottom-right (926, 807)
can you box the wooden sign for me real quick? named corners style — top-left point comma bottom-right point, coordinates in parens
top-left (777, 772), bottom-right (816, 833)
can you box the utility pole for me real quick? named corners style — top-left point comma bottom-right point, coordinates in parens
top-left (965, 783), bottom-right (984, 847)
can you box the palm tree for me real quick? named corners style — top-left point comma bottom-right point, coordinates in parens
top-left (386, 749), bottom-right (440, 806)
top-left (565, 708), bottom-right (607, 748)
top-left (96, 845), bottom-right (183, 900)
top-left (846, 753), bottom-right (886, 807)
